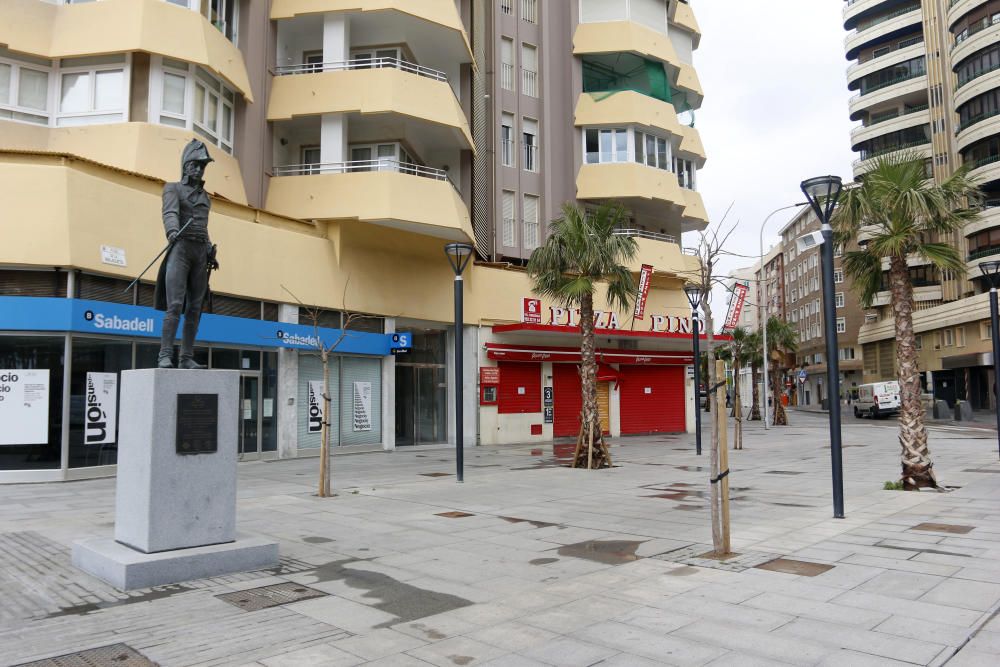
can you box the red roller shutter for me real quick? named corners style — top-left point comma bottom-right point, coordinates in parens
top-left (620, 366), bottom-right (685, 434)
top-left (498, 362), bottom-right (542, 414)
top-left (553, 364), bottom-right (582, 437)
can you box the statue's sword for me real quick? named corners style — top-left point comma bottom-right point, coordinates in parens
top-left (123, 218), bottom-right (194, 294)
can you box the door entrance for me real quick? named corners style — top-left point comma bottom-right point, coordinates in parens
top-left (395, 365), bottom-right (447, 446)
top-left (238, 374), bottom-right (261, 458)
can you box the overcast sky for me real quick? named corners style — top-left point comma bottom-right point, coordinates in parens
top-left (687, 0), bottom-right (856, 309)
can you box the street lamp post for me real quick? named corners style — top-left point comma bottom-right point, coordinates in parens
top-left (759, 202), bottom-right (809, 428)
top-left (801, 175), bottom-right (845, 519)
top-left (978, 260), bottom-right (1000, 459)
top-left (445, 242), bottom-right (475, 482)
top-left (684, 284), bottom-right (703, 456)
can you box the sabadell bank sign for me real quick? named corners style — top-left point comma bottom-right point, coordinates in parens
top-left (84, 310), bottom-right (155, 333)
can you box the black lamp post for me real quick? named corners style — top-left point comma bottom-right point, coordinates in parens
top-left (979, 260), bottom-right (1000, 459)
top-left (801, 175), bottom-right (845, 519)
top-left (684, 283), bottom-right (703, 456)
top-left (445, 242), bottom-right (475, 482)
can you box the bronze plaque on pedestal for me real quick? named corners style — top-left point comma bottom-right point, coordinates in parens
top-left (176, 394), bottom-right (218, 454)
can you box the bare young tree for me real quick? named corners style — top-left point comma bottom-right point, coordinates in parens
top-left (681, 209), bottom-right (738, 556)
top-left (282, 282), bottom-right (377, 498)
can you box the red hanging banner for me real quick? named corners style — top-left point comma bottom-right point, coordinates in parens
top-left (633, 264), bottom-right (654, 320)
top-left (724, 281), bottom-right (750, 331)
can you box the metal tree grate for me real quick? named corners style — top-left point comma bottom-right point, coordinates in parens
top-left (215, 582), bottom-right (327, 611)
top-left (14, 644), bottom-right (157, 667)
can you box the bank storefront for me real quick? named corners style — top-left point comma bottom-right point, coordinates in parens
top-left (0, 295), bottom-right (403, 482)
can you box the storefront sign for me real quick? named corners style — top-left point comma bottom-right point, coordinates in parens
top-left (353, 381), bottom-right (372, 432)
top-left (480, 367), bottom-right (501, 385)
top-left (0, 296), bottom-right (400, 357)
top-left (307, 381), bottom-right (324, 434)
top-left (633, 264), bottom-right (654, 320)
top-left (486, 344), bottom-right (692, 366)
top-left (0, 370), bottom-right (50, 446)
top-left (100, 245), bottom-right (127, 267)
top-left (543, 386), bottom-right (553, 406)
top-left (723, 281), bottom-right (750, 331)
top-left (84, 372), bottom-right (118, 445)
top-left (518, 297), bottom-right (691, 333)
top-left (522, 298), bottom-right (542, 324)
top-left (544, 406), bottom-right (553, 424)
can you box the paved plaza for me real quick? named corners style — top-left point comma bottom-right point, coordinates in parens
top-left (2, 411), bottom-right (999, 666)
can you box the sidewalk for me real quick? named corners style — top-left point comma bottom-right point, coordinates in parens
top-left (2, 419), bottom-right (999, 666)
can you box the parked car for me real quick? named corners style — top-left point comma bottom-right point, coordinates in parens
top-left (853, 381), bottom-right (901, 419)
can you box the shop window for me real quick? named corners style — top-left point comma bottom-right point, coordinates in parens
top-left (68, 338), bottom-right (132, 469)
top-left (211, 348), bottom-right (261, 370)
top-left (0, 336), bottom-right (65, 470)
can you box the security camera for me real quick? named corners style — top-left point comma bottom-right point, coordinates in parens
top-left (796, 231), bottom-right (825, 253)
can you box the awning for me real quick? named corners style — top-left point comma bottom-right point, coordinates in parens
top-left (492, 322), bottom-right (730, 342)
top-left (941, 352), bottom-right (993, 369)
top-left (485, 343), bottom-right (692, 366)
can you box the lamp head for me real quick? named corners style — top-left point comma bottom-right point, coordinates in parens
top-left (444, 242), bottom-right (475, 276)
top-left (800, 175), bottom-right (843, 225)
top-left (979, 260), bottom-right (1000, 288)
top-left (683, 284), bottom-right (703, 310)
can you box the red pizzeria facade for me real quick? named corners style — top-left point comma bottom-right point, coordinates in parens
top-left (477, 319), bottom-right (725, 445)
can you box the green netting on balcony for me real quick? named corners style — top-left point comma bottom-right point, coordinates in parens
top-left (581, 54), bottom-right (694, 125)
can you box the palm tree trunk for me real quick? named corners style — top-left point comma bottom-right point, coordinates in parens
top-left (319, 349), bottom-right (331, 497)
top-left (772, 361), bottom-right (788, 426)
top-left (575, 291), bottom-right (609, 468)
top-left (890, 256), bottom-right (936, 489)
top-left (733, 359), bottom-right (743, 449)
top-left (749, 363), bottom-right (761, 420)
top-left (703, 303), bottom-right (723, 552)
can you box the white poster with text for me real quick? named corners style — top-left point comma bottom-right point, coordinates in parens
top-left (84, 372), bottom-right (118, 445)
top-left (307, 381), bottom-right (324, 434)
top-left (353, 381), bottom-right (372, 432)
top-left (0, 370), bottom-right (50, 445)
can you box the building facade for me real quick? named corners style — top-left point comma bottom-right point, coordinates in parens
top-left (778, 206), bottom-right (867, 408)
top-left (0, 0), bottom-right (708, 482)
top-left (844, 0), bottom-right (1000, 409)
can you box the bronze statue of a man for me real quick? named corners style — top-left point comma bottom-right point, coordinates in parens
top-left (154, 139), bottom-right (219, 369)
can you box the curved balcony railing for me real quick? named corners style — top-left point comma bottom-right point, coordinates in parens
top-left (854, 4), bottom-right (921, 32)
top-left (853, 139), bottom-right (930, 168)
top-left (953, 16), bottom-right (1000, 50)
top-left (967, 153), bottom-right (1000, 169)
top-left (867, 104), bottom-right (928, 126)
top-left (274, 57), bottom-right (447, 82)
top-left (851, 69), bottom-right (925, 100)
top-left (969, 246), bottom-right (1000, 261)
top-left (612, 228), bottom-right (677, 244)
top-left (273, 159), bottom-right (450, 181)
top-left (957, 60), bottom-right (1000, 89)
top-left (957, 107), bottom-right (1000, 133)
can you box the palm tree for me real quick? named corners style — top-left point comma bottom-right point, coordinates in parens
top-left (746, 330), bottom-right (764, 421)
top-left (527, 203), bottom-right (638, 469)
top-left (832, 151), bottom-right (980, 489)
top-left (764, 316), bottom-right (798, 426)
top-left (720, 326), bottom-right (755, 449)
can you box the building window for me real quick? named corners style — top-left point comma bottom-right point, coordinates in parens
top-left (635, 130), bottom-right (670, 170)
top-left (982, 322), bottom-right (992, 340)
top-left (943, 328), bottom-right (954, 347)
top-left (57, 55), bottom-right (127, 126)
top-left (522, 117), bottom-right (538, 172)
top-left (674, 157), bottom-right (695, 189)
top-left (500, 38), bottom-right (514, 91)
top-left (584, 128), bottom-right (627, 164)
top-left (500, 0), bottom-right (513, 15)
top-left (521, 0), bottom-right (538, 24)
top-left (915, 334), bottom-right (923, 350)
top-left (523, 194), bottom-right (540, 250)
top-left (521, 44), bottom-right (538, 97)
top-left (835, 292), bottom-right (844, 308)
top-left (836, 317), bottom-right (846, 334)
top-left (839, 347), bottom-right (856, 361)
top-left (502, 190), bottom-right (516, 247)
top-left (0, 52), bottom-right (51, 125)
top-left (501, 112), bottom-right (515, 167)
top-left (956, 326), bottom-right (966, 347)
top-left (154, 57), bottom-right (235, 154)
top-left (834, 269), bottom-right (844, 284)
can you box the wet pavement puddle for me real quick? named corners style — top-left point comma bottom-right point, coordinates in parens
top-left (556, 540), bottom-right (645, 565)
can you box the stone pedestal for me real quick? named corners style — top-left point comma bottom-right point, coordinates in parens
top-left (73, 369), bottom-right (279, 590)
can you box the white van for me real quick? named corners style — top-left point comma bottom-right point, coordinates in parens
top-left (853, 381), bottom-right (901, 419)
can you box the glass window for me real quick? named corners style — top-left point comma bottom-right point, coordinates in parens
top-left (94, 69), bottom-right (123, 110)
top-left (645, 134), bottom-right (656, 167)
top-left (18, 68), bottom-right (48, 110)
top-left (68, 338), bottom-right (132, 469)
top-left (586, 128), bottom-right (600, 164)
top-left (0, 335), bottom-right (65, 470)
top-left (656, 138), bottom-right (668, 171)
top-left (0, 63), bottom-right (10, 105)
top-left (60, 72), bottom-right (89, 112)
top-left (615, 129), bottom-right (627, 162)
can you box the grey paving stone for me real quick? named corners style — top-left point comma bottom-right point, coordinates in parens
top-left (331, 629), bottom-right (427, 661)
top-left (465, 621), bottom-right (559, 653)
top-left (919, 578), bottom-right (1000, 611)
top-left (672, 620), bottom-right (828, 666)
top-left (855, 570), bottom-right (947, 600)
top-left (776, 618), bottom-right (947, 665)
top-left (815, 649), bottom-right (917, 666)
top-left (945, 649), bottom-right (1000, 667)
top-left (287, 596), bottom-right (396, 634)
top-left (873, 614), bottom-right (973, 647)
top-left (741, 592), bottom-right (890, 628)
top-left (832, 590), bottom-right (983, 627)
top-left (404, 636), bottom-right (509, 667)
top-left (518, 636), bottom-right (619, 667)
top-left (259, 643), bottom-right (363, 667)
top-left (573, 621), bottom-right (727, 665)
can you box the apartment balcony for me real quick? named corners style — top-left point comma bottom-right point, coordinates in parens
top-left (612, 229), bottom-right (701, 277)
top-left (966, 153), bottom-right (1000, 185)
top-left (265, 159), bottom-right (472, 241)
top-left (952, 20), bottom-right (1000, 65)
top-left (576, 162), bottom-right (708, 233)
top-left (848, 73), bottom-right (927, 120)
top-left (573, 91), bottom-right (705, 162)
top-left (0, 0), bottom-right (252, 101)
top-left (573, 22), bottom-right (703, 109)
top-left (843, 0), bottom-right (907, 30)
top-left (948, 0), bottom-right (990, 29)
top-left (852, 141), bottom-right (931, 177)
top-left (850, 106), bottom-right (929, 150)
top-left (846, 41), bottom-right (924, 88)
top-left (267, 61), bottom-right (472, 150)
top-left (956, 110), bottom-right (1000, 154)
top-left (669, 0), bottom-right (702, 47)
top-left (845, 5), bottom-right (922, 60)
top-left (871, 284), bottom-right (943, 307)
top-left (963, 203), bottom-right (1000, 237)
top-left (270, 0), bottom-right (472, 65)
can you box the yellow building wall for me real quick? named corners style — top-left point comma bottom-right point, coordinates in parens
top-left (0, 0), bottom-right (252, 101)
